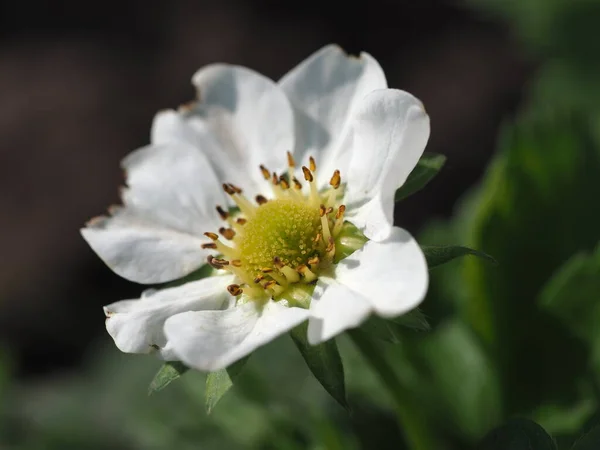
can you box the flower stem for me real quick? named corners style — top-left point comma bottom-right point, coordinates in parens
top-left (348, 329), bottom-right (437, 450)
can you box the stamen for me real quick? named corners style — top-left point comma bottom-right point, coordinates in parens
top-left (223, 184), bottom-right (256, 216)
top-left (227, 284), bottom-right (243, 296)
top-left (259, 165), bottom-right (271, 180)
top-left (273, 256), bottom-right (284, 269)
top-left (297, 264), bottom-right (317, 282)
top-left (201, 243), bottom-right (217, 249)
top-left (301, 166), bottom-right (313, 182)
top-left (329, 170), bottom-right (341, 189)
top-left (280, 265), bottom-right (300, 283)
top-left (207, 255), bottom-right (229, 269)
top-left (272, 172), bottom-right (279, 185)
top-left (219, 227), bottom-right (236, 240)
top-left (256, 195), bottom-right (268, 205)
top-left (279, 176), bottom-right (290, 190)
top-left (333, 204), bottom-right (346, 236)
top-left (236, 218), bottom-right (247, 225)
top-left (309, 156), bottom-right (317, 172)
top-left (253, 274), bottom-right (265, 283)
top-left (216, 205), bottom-right (229, 220)
top-left (292, 177), bottom-right (302, 190)
top-left (320, 204), bottom-right (332, 244)
top-left (287, 151), bottom-right (295, 169)
top-left (204, 232), bottom-right (219, 241)
top-left (231, 259), bottom-right (242, 267)
top-left (326, 236), bottom-right (335, 259)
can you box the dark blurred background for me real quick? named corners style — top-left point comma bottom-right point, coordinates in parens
top-left (0, 0), bottom-right (531, 378)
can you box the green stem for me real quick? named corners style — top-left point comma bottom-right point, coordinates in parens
top-left (348, 329), bottom-right (437, 450)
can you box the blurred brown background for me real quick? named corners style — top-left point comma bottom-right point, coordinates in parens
top-left (0, 0), bottom-right (530, 377)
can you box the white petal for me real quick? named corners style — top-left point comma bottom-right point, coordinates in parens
top-left (307, 277), bottom-right (373, 345)
top-left (344, 89), bottom-right (430, 241)
top-left (104, 275), bottom-right (233, 359)
top-left (335, 227), bottom-right (428, 317)
top-left (279, 44), bottom-right (387, 181)
top-left (82, 143), bottom-right (226, 284)
top-left (154, 65), bottom-right (295, 198)
top-left (164, 301), bottom-right (309, 371)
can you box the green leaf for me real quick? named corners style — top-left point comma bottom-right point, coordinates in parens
top-left (205, 356), bottom-right (249, 414)
top-left (410, 320), bottom-right (502, 440)
top-left (148, 361), bottom-right (189, 395)
top-left (421, 244), bottom-right (496, 269)
top-left (395, 153), bottom-right (446, 202)
top-left (290, 322), bottom-right (348, 410)
top-left (462, 112), bottom-right (600, 413)
top-left (572, 424), bottom-right (600, 450)
top-left (539, 245), bottom-right (600, 343)
top-left (477, 419), bottom-right (556, 450)
top-left (362, 309), bottom-right (430, 343)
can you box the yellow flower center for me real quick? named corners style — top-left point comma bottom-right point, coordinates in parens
top-left (238, 199), bottom-right (322, 277)
top-left (201, 153), bottom-right (367, 306)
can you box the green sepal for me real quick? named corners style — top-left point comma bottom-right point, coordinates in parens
top-left (394, 152), bottom-right (446, 202)
top-left (361, 309), bottom-right (430, 343)
top-left (290, 322), bottom-right (349, 411)
top-left (421, 244), bottom-right (496, 270)
top-left (476, 418), bottom-right (557, 450)
top-left (148, 361), bottom-right (189, 395)
top-left (205, 356), bottom-right (249, 414)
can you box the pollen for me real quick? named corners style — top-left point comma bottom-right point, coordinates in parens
top-left (237, 199), bottom-right (321, 277)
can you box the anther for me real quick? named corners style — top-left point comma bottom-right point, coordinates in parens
top-left (336, 205), bottom-right (346, 219)
top-left (307, 255), bottom-right (320, 267)
top-left (326, 206), bottom-right (333, 215)
top-left (329, 170), bottom-right (341, 189)
top-left (272, 172), bottom-right (279, 185)
top-left (253, 274), bottom-right (265, 283)
top-left (309, 156), bottom-right (317, 172)
top-left (273, 256), bottom-right (284, 269)
top-left (319, 204), bottom-right (326, 217)
top-left (236, 218), bottom-right (247, 225)
top-left (302, 166), bottom-right (313, 182)
top-left (256, 195), bottom-right (268, 205)
top-left (297, 264), bottom-right (317, 282)
top-left (260, 267), bottom-right (274, 273)
top-left (264, 280), bottom-right (277, 290)
top-left (292, 177), bottom-right (302, 190)
top-left (326, 236), bottom-right (335, 257)
top-left (201, 243), bottom-right (217, 249)
top-left (212, 257), bottom-right (230, 267)
top-left (279, 176), bottom-right (290, 190)
top-left (287, 151), bottom-right (295, 168)
top-left (207, 255), bottom-right (229, 269)
top-left (313, 233), bottom-right (322, 244)
top-left (219, 227), bottom-right (236, 240)
top-left (204, 232), bottom-right (219, 241)
top-left (223, 184), bottom-right (236, 195)
top-left (231, 259), bottom-right (242, 267)
top-left (259, 165), bottom-right (271, 180)
top-left (216, 205), bottom-right (229, 220)
top-left (227, 284), bottom-right (243, 296)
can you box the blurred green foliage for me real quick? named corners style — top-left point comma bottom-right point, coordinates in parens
top-left (3, 0), bottom-right (600, 448)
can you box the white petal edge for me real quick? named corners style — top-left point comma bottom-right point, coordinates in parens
top-left (82, 143), bottom-right (227, 284)
top-left (307, 227), bottom-right (428, 344)
top-left (344, 89), bottom-right (430, 241)
top-left (164, 301), bottom-right (309, 371)
top-left (307, 278), bottom-right (373, 345)
top-left (279, 44), bottom-right (387, 182)
top-left (81, 210), bottom-right (209, 284)
top-left (154, 64), bottom-right (295, 198)
top-left (104, 275), bottom-right (233, 360)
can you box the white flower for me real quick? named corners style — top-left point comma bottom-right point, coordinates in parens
top-left (82, 44), bottom-right (430, 372)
